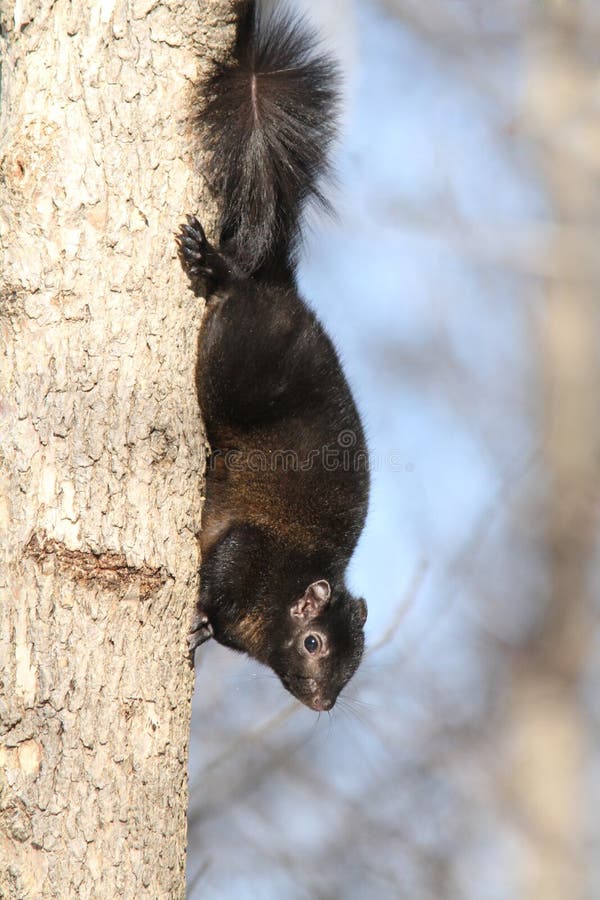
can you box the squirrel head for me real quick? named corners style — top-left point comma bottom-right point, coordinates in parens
top-left (269, 580), bottom-right (368, 711)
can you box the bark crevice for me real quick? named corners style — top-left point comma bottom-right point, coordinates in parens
top-left (24, 532), bottom-right (168, 600)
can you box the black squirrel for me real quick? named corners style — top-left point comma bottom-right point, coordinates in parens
top-left (176, 0), bottom-right (369, 711)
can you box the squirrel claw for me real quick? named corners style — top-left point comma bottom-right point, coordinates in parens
top-left (176, 216), bottom-right (208, 276)
top-left (176, 214), bottom-right (230, 289)
top-left (189, 611), bottom-right (214, 655)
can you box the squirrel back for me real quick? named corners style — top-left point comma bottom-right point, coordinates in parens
top-left (199, 0), bottom-right (339, 278)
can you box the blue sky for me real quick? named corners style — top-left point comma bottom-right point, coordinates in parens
top-left (188, 2), bottom-right (550, 896)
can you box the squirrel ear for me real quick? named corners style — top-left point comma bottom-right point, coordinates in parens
top-left (356, 598), bottom-right (368, 626)
top-left (291, 580), bottom-right (331, 621)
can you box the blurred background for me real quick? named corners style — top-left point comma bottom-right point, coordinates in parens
top-left (187, 1), bottom-right (600, 897)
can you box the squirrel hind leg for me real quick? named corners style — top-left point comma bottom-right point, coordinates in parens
top-left (176, 214), bottom-right (231, 293)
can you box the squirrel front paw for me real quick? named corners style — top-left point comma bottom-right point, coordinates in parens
top-left (189, 609), bottom-right (214, 655)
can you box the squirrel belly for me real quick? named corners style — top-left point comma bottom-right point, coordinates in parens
top-left (176, 1), bottom-right (370, 712)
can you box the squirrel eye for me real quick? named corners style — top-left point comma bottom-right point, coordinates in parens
top-left (304, 634), bottom-right (320, 654)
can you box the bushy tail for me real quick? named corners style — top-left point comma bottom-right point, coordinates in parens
top-left (199, 0), bottom-right (339, 277)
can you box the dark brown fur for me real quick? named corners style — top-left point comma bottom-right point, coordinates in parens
top-left (177, 1), bottom-right (369, 711)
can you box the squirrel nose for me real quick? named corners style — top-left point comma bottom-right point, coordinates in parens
top-left (312, 696), bottom-right (333, 711)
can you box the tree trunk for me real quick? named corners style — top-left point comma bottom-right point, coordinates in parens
top-left (507, 9), bottom-right (600, 900)
top-left (0, 1), bottom-right (232, 896)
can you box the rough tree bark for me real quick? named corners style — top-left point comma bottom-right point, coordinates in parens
top-left (0, 1), bottom-right (232, 896)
